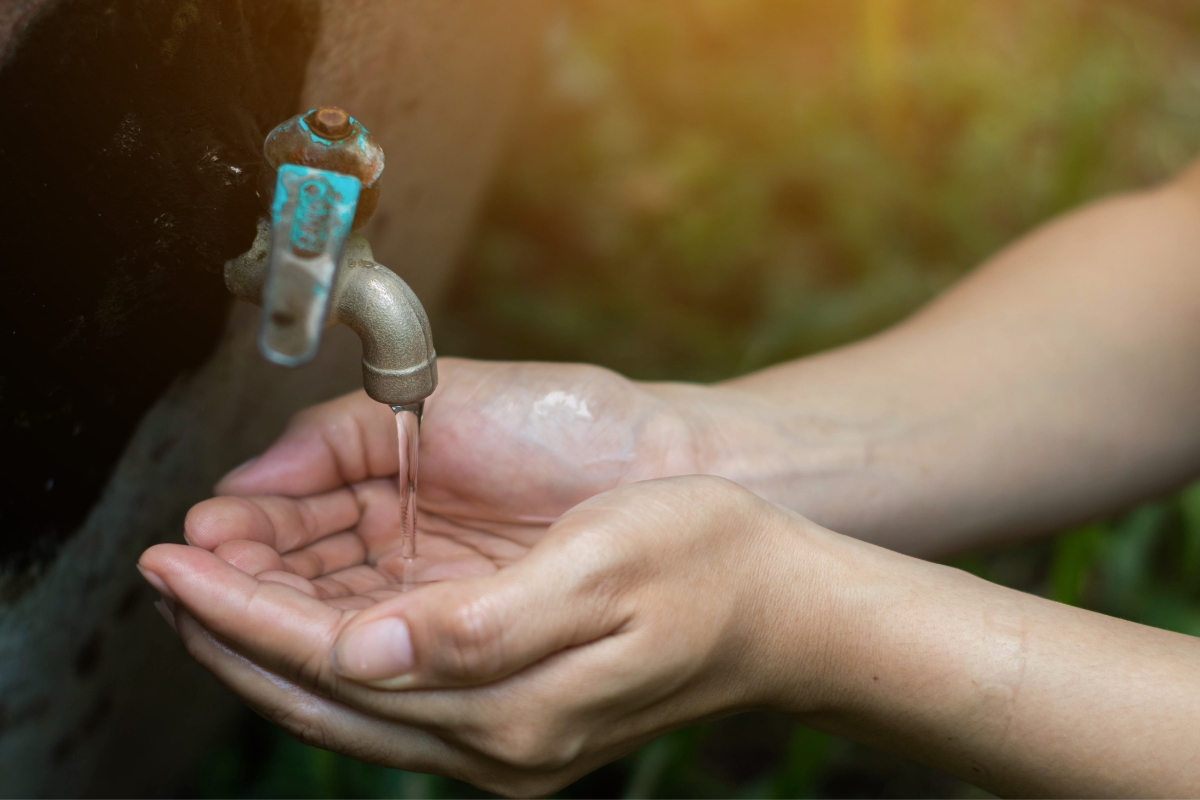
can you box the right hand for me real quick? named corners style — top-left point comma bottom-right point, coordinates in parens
top-left (142, 474), bottom-right (851, 797)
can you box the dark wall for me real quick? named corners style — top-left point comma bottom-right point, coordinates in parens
top-left (0, 0), bottom-right (319, 592)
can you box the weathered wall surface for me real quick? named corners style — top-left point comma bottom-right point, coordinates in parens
top-left (0, 0), bottom-right (546, 795)
top-left (304, 0), bottom-right (548, 306)
top-left (0, 307), bottom-right (364, 797)
top-left (0, 0), bottom-right (320, 597)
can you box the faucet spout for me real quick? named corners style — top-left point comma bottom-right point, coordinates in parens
top-left (331, 237), bottom-right (437, 408)
top-left (224, 222), bottom-right (438, 407)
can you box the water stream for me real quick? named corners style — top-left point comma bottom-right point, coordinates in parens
top-left (392, 403), bottom-right (422, 590)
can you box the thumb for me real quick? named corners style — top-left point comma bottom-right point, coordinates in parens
top-left (332, 525), bottom-right (629, 690)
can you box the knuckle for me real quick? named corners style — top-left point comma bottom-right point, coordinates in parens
top-left (685, 472), bottom-right (743, 498)
top-left (480, 722), bottom-right (579, 772)
top-left (676, 474), bottom-right (758, 517)
top-left (271, 703), bottom-right (333, 751)
top-left (436, 598), bottom-right (507, 682)
top-left (298, 653), bottom-right (330, 688)
top-left (292, 498), bottom-right (322, 539)
top-left (295, 636), bottom-right (342, 690)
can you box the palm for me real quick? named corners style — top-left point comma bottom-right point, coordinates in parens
top-left (196, 358), bottom-right (690, 612)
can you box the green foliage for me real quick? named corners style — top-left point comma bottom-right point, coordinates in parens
top-left (441, 0), bottom-right (1200, 382)
top-left (192, 720), bottom-right (479, 799)
top-left (192, 1), bottom-right (1200, 797)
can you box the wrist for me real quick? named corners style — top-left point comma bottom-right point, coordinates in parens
top-left (727, 504), bottom-right (880, 715)
top-left (645, 379), bottom-right (901, 538)
top-left (749, 512), bottom-right (984, 719)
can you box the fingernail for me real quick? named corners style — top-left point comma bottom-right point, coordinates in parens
top-left (333, 617), bottom-right (414, 682)
top-left (154, 599), bottom-right (178, 633)
top-left (137, 565), bottom-right (178, 602)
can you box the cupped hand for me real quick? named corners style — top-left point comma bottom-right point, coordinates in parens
top-left (141, 474), bottom-right (846, 796)
top-left (165, 357), bottom-right (705, 607)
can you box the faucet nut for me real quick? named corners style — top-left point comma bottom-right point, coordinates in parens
top-left (309, 107), bottom-right (352, 140)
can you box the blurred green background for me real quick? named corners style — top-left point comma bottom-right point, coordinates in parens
top-left (190, 1), bottom-right (1200, 796)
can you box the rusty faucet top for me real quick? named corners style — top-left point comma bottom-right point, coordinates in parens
top-left (262, 107), bottom-right (384, 229)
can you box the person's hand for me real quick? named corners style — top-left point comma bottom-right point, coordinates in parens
top-left (140, 475), bottom-right (851, 796)
top-left (169, 357), bottom-right (707, 605)
top-left (135, 356), bottom-right (861, 794)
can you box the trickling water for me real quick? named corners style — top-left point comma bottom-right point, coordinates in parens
top-left (392, 403), bottom-right (422, 589)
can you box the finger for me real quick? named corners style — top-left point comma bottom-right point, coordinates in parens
top-left (147, 541), bottom-right (651, 792)
top-left (139, 543), bottom-right (345, 686)
top-left (213, 539), bottom-right (287, 575)
top-left (330, 510), bottom-right (632, 690)
top-left (283, 531), bottom-right (368, 579)
top-left (210, 540), bottom-right (322, 595)
top-left (185, 491), bottom-right (360, 554)
top-left (171, 607), bottom-right (466, 775)
top-left (175, 609), bottom-right (594, 798)
top-left (307, 616), bottom-right (657, 785)
top-left (340, 478), bottom-right (408, 554)
top-left (215, 390), bottom-right (398, 497)
top-left (258, 570), bottom-right (320, 597)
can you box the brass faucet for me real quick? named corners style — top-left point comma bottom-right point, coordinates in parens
top-left (224, 108), bottom-right (437, 409)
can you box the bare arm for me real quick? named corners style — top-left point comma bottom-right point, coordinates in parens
top-left (666, 164), bottom-right (1200, 556)
top-left (779, 520), bottom-right (1200, 798)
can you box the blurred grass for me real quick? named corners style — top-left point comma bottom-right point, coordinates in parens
top-left (191, 1), bottom-right (1200, 797)
top-left (439, 0), bottom-right (1200, 382)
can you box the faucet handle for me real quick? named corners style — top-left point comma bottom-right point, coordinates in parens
top-left (259, 164), bottom-right (361, 367)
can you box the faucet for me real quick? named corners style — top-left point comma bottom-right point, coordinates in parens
top-left (224, 107), bottom-right (437, 411)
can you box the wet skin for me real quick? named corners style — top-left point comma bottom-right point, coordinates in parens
top-left (172, 358), bottom-right (703, 605)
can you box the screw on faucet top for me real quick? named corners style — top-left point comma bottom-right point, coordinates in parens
top-left (309, 107), bottom-right (352, 140)
top-left (264, 108), bottom-right (384, 229)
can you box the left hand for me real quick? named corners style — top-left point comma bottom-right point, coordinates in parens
top-left (161, 357), bottom-right (707, 605)
top-left (139, 475), bottom-right (849, 796)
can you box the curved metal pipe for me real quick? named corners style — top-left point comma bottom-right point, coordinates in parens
top-left (330, 240), bottom-right (437, 407)
top-left (225, 220), bottom-right (438, 407)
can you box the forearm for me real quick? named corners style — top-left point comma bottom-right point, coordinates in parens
top-left (660, 172), bottom-right (1200, 556)
top-left (775, 529), bottom-right (1200, 797)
